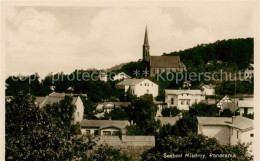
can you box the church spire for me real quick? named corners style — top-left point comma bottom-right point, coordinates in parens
top-left (143, 25), bottom-right (149, 46)
top-left (143, 25), bottom-right (150, 62)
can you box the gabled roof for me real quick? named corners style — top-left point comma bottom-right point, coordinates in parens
top-left (116, 78), bottom-right (154, 86)
top-left (165, 89), bottom-right (202, 95)
top-left (150, 56), bottom-right (186, 68)
top-left (197, 116), bottom-right (253, 131)
top-left (80, 119), bottom-right (130, 129)
top-left (98, 102), bottom-right (131, 108)
top-left (35, 92), bottom-right (79, 108)
top-left (155, 116), bottom-right (180, 126)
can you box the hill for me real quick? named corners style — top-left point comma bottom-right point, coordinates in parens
top-left (165, 38), bottom-right (253, 70)
top-left (107, 62), bottom-right (129, 72)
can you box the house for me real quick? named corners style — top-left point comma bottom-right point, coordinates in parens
top-left (141, 26), bottom-right (186, 77)
top-left (113, 72), bottom-right (131, 81)
top-left (34, 92), bottom-right (85, 123)
top-left (201, 84), bottom-right (216, 96)
top-left (197, 116), bottom-right (253, 150)
top-left (165, 89), bottom-right (205, 110)
top-left (243, 64), bottom-right (254, 79)
top-left (80, 119), bottom-right (130, 136)
top-left (216, 95), bottom-right (238, 111)
top-left (238, 98), bottom-right (254, 116)
top-left (98, 71), bottom-right (108, 82)
top-left (116, 79), bottom-right (158, 97)
top-left (95, 102), bottom-right (131, 118)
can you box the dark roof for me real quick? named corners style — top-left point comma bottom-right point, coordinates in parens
top-left (80, 119), bottom-right (130, 129)
top-left (150, 56), bottom-right (186, 68)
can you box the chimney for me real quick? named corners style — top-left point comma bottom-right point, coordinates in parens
top-left (130, 120), bottom-right (134, 125)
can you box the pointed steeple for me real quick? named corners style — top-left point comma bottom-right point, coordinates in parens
top-left (142, 25), bottom-right (150, 62)
top-left (143, 25), bottom-right (149, 46)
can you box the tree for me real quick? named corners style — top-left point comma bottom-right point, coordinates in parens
top-left (103, 107), bottom-right (129, 120)
top-left (88, 145), bottom-right (131, 161)
top-left (220, 109), bottom-right (234, 117)
top-left (127, 94), bottom-right (160, 135)
top-left (142, 133), bottom-right (253, 161)
top-left (126, 125), bottom-right (144, 135)
top-left (6, 92), bottom-right (94, 160)
top-left (161, 106), bottom-right (180, 117)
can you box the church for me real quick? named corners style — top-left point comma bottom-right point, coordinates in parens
top-left (142, 26), bottom-right (186, 77)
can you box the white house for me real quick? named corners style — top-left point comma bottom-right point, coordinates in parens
top-left (216, 95), bottom-right (238, 112)
top-left (197, 116), bottom-right (253, 152)
top-left (201, 84), bottom-right (216, 96)
top-left (98, 72), bottom-right (108, 82)
top-left (35, 92), bottom-right (85, 123)
top-left (165, 89), bottom-right (205, 110)
top-left (243, 64), bottom-right (254, 79)
top-left (113, 72), bottom-right (131, 81)
top-left (80, 119), bottom-right (130, 136)
top-left (238, 98), bottom-right (254, 116)
top-left (116, 79), bottom-right (158, 97)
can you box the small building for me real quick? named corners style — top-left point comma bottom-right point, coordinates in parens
top-left (98, 71), bottom-right (108, 82)
top-left (95, 102), bottom-right (131, 118)
top-left (113, 72), bottom-right (131, 81)
top-left (197, 116), bottom-right (253, 149)
top-left (80, 119), bottom-right (130, 136)
top-left (238, 98), bottom-right (254, 116)
top-left (165, 89), bottom-right (205, 110)
top-left (216, 95), bottom-right (238, 111)
top-left (34, 92), bottom-right (85, 123)
top-left (201, 84), bottom-right (216, 96)
top-left (116, 79), bottom-right (158, 97)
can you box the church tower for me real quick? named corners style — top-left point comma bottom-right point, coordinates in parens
top-left (143, 26), bottom-right (150, 62)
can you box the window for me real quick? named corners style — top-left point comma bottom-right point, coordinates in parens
top-left (94, 130), bottom-right (98, 136)
top-left (171, 98), bottom-right (174, 105)
top-left (147, 89), bottom-right (149, 94)
top-left (86, 130), bottom-right (90, 135)
top-left (77, 112), bottom-right (79, 117)
top-left (250, 133), bottom-right (254, 137)
top-left (187, 100), bottom-right (190, 105)
top-left (145, 83), bottom-right (146, 86)
top-left (181, 100), bottom-right (184, 105)
top-left (244, 108), bottom-right (248, 115)
top-left (140, 83), bottom-right (142, 86)
top-left (237, 131), bottom-right (239, 139)
top-left (103, 131), bottom-right (111, 136)
top-left (112, 131), bottom-right (119, 136)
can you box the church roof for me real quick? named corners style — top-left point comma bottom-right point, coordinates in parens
top-left (150, 56), bottom-right (186, 68)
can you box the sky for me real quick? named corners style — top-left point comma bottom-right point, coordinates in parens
top-left (5, 5), bottom-right (256, 77)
